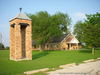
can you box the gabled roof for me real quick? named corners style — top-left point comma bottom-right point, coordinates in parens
top-left (49, 34), bottom-right (69, 43)
top-left (10, 13), bottom-right (31, 21)
top-left (66, 35), bottom-right (79, 43)
top-left (49, 33), bottom-right (79, 43)
top-left (32, 33), bottom-right (79, 45)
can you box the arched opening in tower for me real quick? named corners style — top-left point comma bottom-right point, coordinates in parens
top-left (20, 24), bottom-right (27, 58)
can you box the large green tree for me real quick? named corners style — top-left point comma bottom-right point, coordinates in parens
top-left (28, 11), bottom-right (71, 45)
top-left (74, 21), bottom-right (85, 43)
top-left (74, 12), bottom-right (100, 49)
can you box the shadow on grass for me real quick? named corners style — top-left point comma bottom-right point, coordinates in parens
top-left (79, 49), bottom-right (92, 53)
top-left (32, 51), bottom-right (50, 60)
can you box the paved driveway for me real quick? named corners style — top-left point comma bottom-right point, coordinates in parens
top-left (48, 60), bottom-right (100, 75)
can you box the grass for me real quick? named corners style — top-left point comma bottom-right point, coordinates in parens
top-left (0, 49), bottom-right (100, 75)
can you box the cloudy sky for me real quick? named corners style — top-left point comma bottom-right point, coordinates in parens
top-left (0, 0), bottom-right (100, 46)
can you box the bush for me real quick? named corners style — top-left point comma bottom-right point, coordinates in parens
top-left (5, 46), bottom-right (9, 50)
top-left (0, 43), bottom-right (5, 50)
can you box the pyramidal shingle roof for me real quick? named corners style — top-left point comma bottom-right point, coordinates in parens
top-left (10, 12), bottom-right (31, 21)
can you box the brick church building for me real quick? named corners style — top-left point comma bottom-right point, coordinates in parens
top-left (33, 33), bottom-right (80, 50)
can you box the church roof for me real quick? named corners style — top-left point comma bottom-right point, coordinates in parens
top-left (49, 33), bottom-right (79, 43)
top-left (66, 35), bottom-right (79, 43)
top-left (32, 33), bottom-right (79, 45)
top-left (49, 34), bottom-right (68, 43)
top-left (10, 12), bottom-right (31, 21)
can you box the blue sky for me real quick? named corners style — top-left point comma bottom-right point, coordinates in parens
top-left (0, 0), bottom-right (100, 47)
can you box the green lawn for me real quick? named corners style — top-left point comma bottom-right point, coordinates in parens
top-left (0, 50), bottom-right (100, 75)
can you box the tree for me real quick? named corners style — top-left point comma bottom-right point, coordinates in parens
top-left (84, 13), bottom-right (100, 47)
top-left (28, 11), bottom-right (71, 45)
top-left (74, 21), bottom-right (85, 43)
top-left (5, 46), bottom-right (9, 50)
top-left (74, 12), bottom-right (100, 53)
top-left (0, 43), bottom-right (5, 50)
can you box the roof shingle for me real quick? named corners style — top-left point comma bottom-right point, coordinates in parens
top-left (10, 13), bottom-right (31, 21)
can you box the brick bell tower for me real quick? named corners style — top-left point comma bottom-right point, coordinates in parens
top-left (9, 8), bottom-right (32, 61)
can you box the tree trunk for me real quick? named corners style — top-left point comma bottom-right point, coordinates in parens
top-left (92, 47), bottom-right (95, 55)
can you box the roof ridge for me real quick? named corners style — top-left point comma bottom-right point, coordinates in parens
top-left (10, 12), bottom-right (31, 21)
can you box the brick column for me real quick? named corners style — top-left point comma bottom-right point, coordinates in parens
top-left (76, 43), bottom-right (78, 50)
top-left (25, 21), bottom-right (32, 60)
top-left (69, 43), bottom-right (71, 50)
top-left (10, 25), bottom-right (15, 60)
top-left (14, 24), bottom-right (22, 60)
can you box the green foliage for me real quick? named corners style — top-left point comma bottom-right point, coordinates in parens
top-left (74, 12), bottom-right (100, 47)
top-left (5, 46), bottom-right (9, 50)
top-left (0, 50), bottom-right (100, 75)
top-left (74, 21), bottom-right (84, 42)
top-left (28, 11), bottom-right (71, 45)
top-left (0, 43), bottom-right (5, 50)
